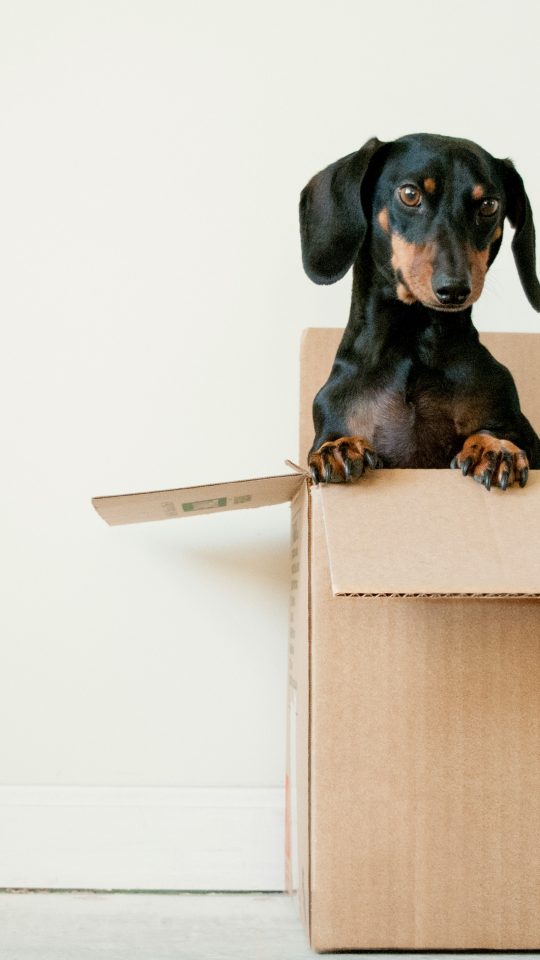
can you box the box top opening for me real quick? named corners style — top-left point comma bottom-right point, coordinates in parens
top-left (299, 329), bottom-right (540, 465)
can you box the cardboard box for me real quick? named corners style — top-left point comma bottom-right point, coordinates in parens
top-left (93, 328), bottom-right (540, 951)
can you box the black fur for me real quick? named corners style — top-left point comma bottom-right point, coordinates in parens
top-left (300, 133), bottom-right (540, 483)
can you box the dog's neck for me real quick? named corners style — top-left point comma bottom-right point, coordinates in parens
top-left (339, 254), bottom-right (479, 371)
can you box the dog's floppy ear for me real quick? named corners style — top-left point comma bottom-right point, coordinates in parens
top-left (501, 159), bottom-right (540, 312)
top-left (300, 137), bottom-right (387, 285)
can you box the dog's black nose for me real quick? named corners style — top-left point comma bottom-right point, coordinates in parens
top-left (434, 278), bottom-right (471, 306)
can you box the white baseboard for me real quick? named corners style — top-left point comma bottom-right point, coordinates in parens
top-left (0, 786), bottom-right (285, 891)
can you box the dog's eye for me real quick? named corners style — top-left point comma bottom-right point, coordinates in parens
top-left (398, 185), bottom-right (422, 207)
top-left (478, 198), bottom-right (499, 218)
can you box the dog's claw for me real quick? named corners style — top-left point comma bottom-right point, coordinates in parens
top-left (453, 434), bottom-right (530, 490)
top-left (308, 436), bottom-right (379, 485)
top-left (450, 456), bottom-right (457, 469)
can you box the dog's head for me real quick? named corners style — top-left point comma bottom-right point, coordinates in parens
top-left (299, 133), bottom-right (540, 312)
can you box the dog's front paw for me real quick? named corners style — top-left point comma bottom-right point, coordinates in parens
top-left (309, 436), bottom-right (381, 484)
top-left (451, 433), bottom-right (529, 490)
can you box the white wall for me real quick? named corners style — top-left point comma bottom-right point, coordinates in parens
top-left (1, 0), bottom-right (540, 883)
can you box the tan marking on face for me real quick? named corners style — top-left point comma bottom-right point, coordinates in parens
top-left (391, 233), bottom-right (437, 305)
top-left (467, 245), bottom-right (490, 302)
top-left (472, 184), bottom-right (485, 200)
top-left (492, 225), bottom-right (503, 241)
top-left (423, 177), bottom-right (436, 194)
top-left (396, 282), bottom-right (416, 304)
top-left (377, 207), bottom-right (389, 233)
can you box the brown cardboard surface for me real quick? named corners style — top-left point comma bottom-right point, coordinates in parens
top-left (484, 331), bottom-right (540, 429)
top-left (299, 328), bottom-right (540, 465)
top-left (285, 481), bottom-right (311, 937)
top-left (308, 489), bottom-right (540, 951)
top-left (317, 468), bottom-right (540, 597)
top-left (92, 473), bottom-right (304, 525)
top-left (292, 328), bottom-right (540, 950)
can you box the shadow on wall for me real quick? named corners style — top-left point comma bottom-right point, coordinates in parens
top-left (144, 532), bottom-right (291, 602)
top-left (187, 539), bottom-right (290, 598)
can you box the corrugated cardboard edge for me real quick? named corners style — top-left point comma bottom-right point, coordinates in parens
top-left (337, 592), bottom-right (540, 599)
top-left (285, 478), bottom-right (312, 943)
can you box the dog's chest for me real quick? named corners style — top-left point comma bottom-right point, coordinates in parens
top-left (346, 364), bottom-right (486, 468)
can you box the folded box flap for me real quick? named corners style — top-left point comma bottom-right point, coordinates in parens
top-left (93, 472), bottom-right (305, 526)
top-left (318, 469), bottom-right (540, 597)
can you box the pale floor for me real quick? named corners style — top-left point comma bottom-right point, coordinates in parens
top-left (0, 892), bottom-right (535, 960)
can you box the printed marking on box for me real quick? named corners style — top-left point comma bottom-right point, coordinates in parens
top-left (182, 496), bottom-right (227, 512)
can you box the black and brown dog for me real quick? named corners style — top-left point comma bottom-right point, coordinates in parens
top-left (301, 133), bottom-right (540, 490)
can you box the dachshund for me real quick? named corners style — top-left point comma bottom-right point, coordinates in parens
top-left (300, 133), bottom-right (540, 490)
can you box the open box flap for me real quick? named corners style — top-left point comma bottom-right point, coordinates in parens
top-left (318, 469), bottom-right (540, 597)
top-left (92, 471), bottom-right (306, 526)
